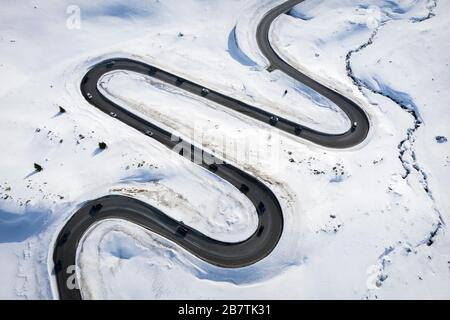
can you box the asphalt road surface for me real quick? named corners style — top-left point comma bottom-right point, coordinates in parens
top-left (53, 0), bottom-right (369, 300)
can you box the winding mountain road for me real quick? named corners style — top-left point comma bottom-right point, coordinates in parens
top-left (53, 0), bottom-right (369, 300)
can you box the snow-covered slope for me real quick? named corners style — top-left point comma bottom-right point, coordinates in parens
top-left (0, 0), bottom-right (448, 299)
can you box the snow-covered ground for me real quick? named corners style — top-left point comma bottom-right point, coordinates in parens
top-left (0, 0), bottom-right (449, 299)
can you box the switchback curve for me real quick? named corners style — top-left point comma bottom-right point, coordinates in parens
top-left (53, 0), bottom-right (369, 300)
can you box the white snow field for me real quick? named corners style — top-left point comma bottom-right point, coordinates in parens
top-left (0, 0), bottom-right (449, 299)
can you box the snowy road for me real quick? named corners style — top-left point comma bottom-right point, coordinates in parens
top-left (53, 0), bottom-right (369, 300)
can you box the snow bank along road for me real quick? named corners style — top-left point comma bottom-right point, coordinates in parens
top-left (53, 0), bottom-right (369, 300)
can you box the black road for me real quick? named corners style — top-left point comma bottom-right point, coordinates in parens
top-left (53, 0), bottom-right (369, 300)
